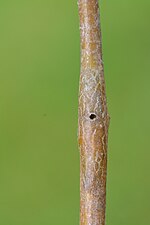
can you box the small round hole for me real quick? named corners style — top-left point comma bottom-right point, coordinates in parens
top-left (89, 114), bottom-right (96, 120)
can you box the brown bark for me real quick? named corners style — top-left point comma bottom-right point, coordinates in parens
top-left (78, 0), bottom-right (110, 225)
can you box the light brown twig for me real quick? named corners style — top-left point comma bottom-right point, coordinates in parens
top-left (78, 0), bottom-right (109, 224)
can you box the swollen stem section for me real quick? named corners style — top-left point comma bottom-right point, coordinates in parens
top-left (78, 1), bottom-right (109, 225)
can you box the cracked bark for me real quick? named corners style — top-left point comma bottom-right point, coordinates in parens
top-left (78, 0), bottom-right (110, 225)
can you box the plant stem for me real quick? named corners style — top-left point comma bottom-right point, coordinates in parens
top-left (78, 0), bottom-right (109, 225)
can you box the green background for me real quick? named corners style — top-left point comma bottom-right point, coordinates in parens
top-left (0, 0), bottom-right (150, 224)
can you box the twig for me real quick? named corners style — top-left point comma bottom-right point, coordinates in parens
top-left (78, 0), bottom-right (110, 224)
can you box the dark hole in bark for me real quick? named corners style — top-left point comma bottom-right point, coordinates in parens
top-left (89, 114), bottom-right (96, 120)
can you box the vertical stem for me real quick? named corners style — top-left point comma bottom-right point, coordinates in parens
top-left (78, 1), bottom-right (109, 225)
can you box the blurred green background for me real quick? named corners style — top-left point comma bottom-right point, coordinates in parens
top-left (0, 0), bottom-right (150, 224)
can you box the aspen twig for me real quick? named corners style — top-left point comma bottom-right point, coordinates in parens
top-left (78, 0), bottom-right (109, 224)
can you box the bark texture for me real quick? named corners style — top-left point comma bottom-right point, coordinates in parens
top-left (78, 0), bottom-right (109, 225)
